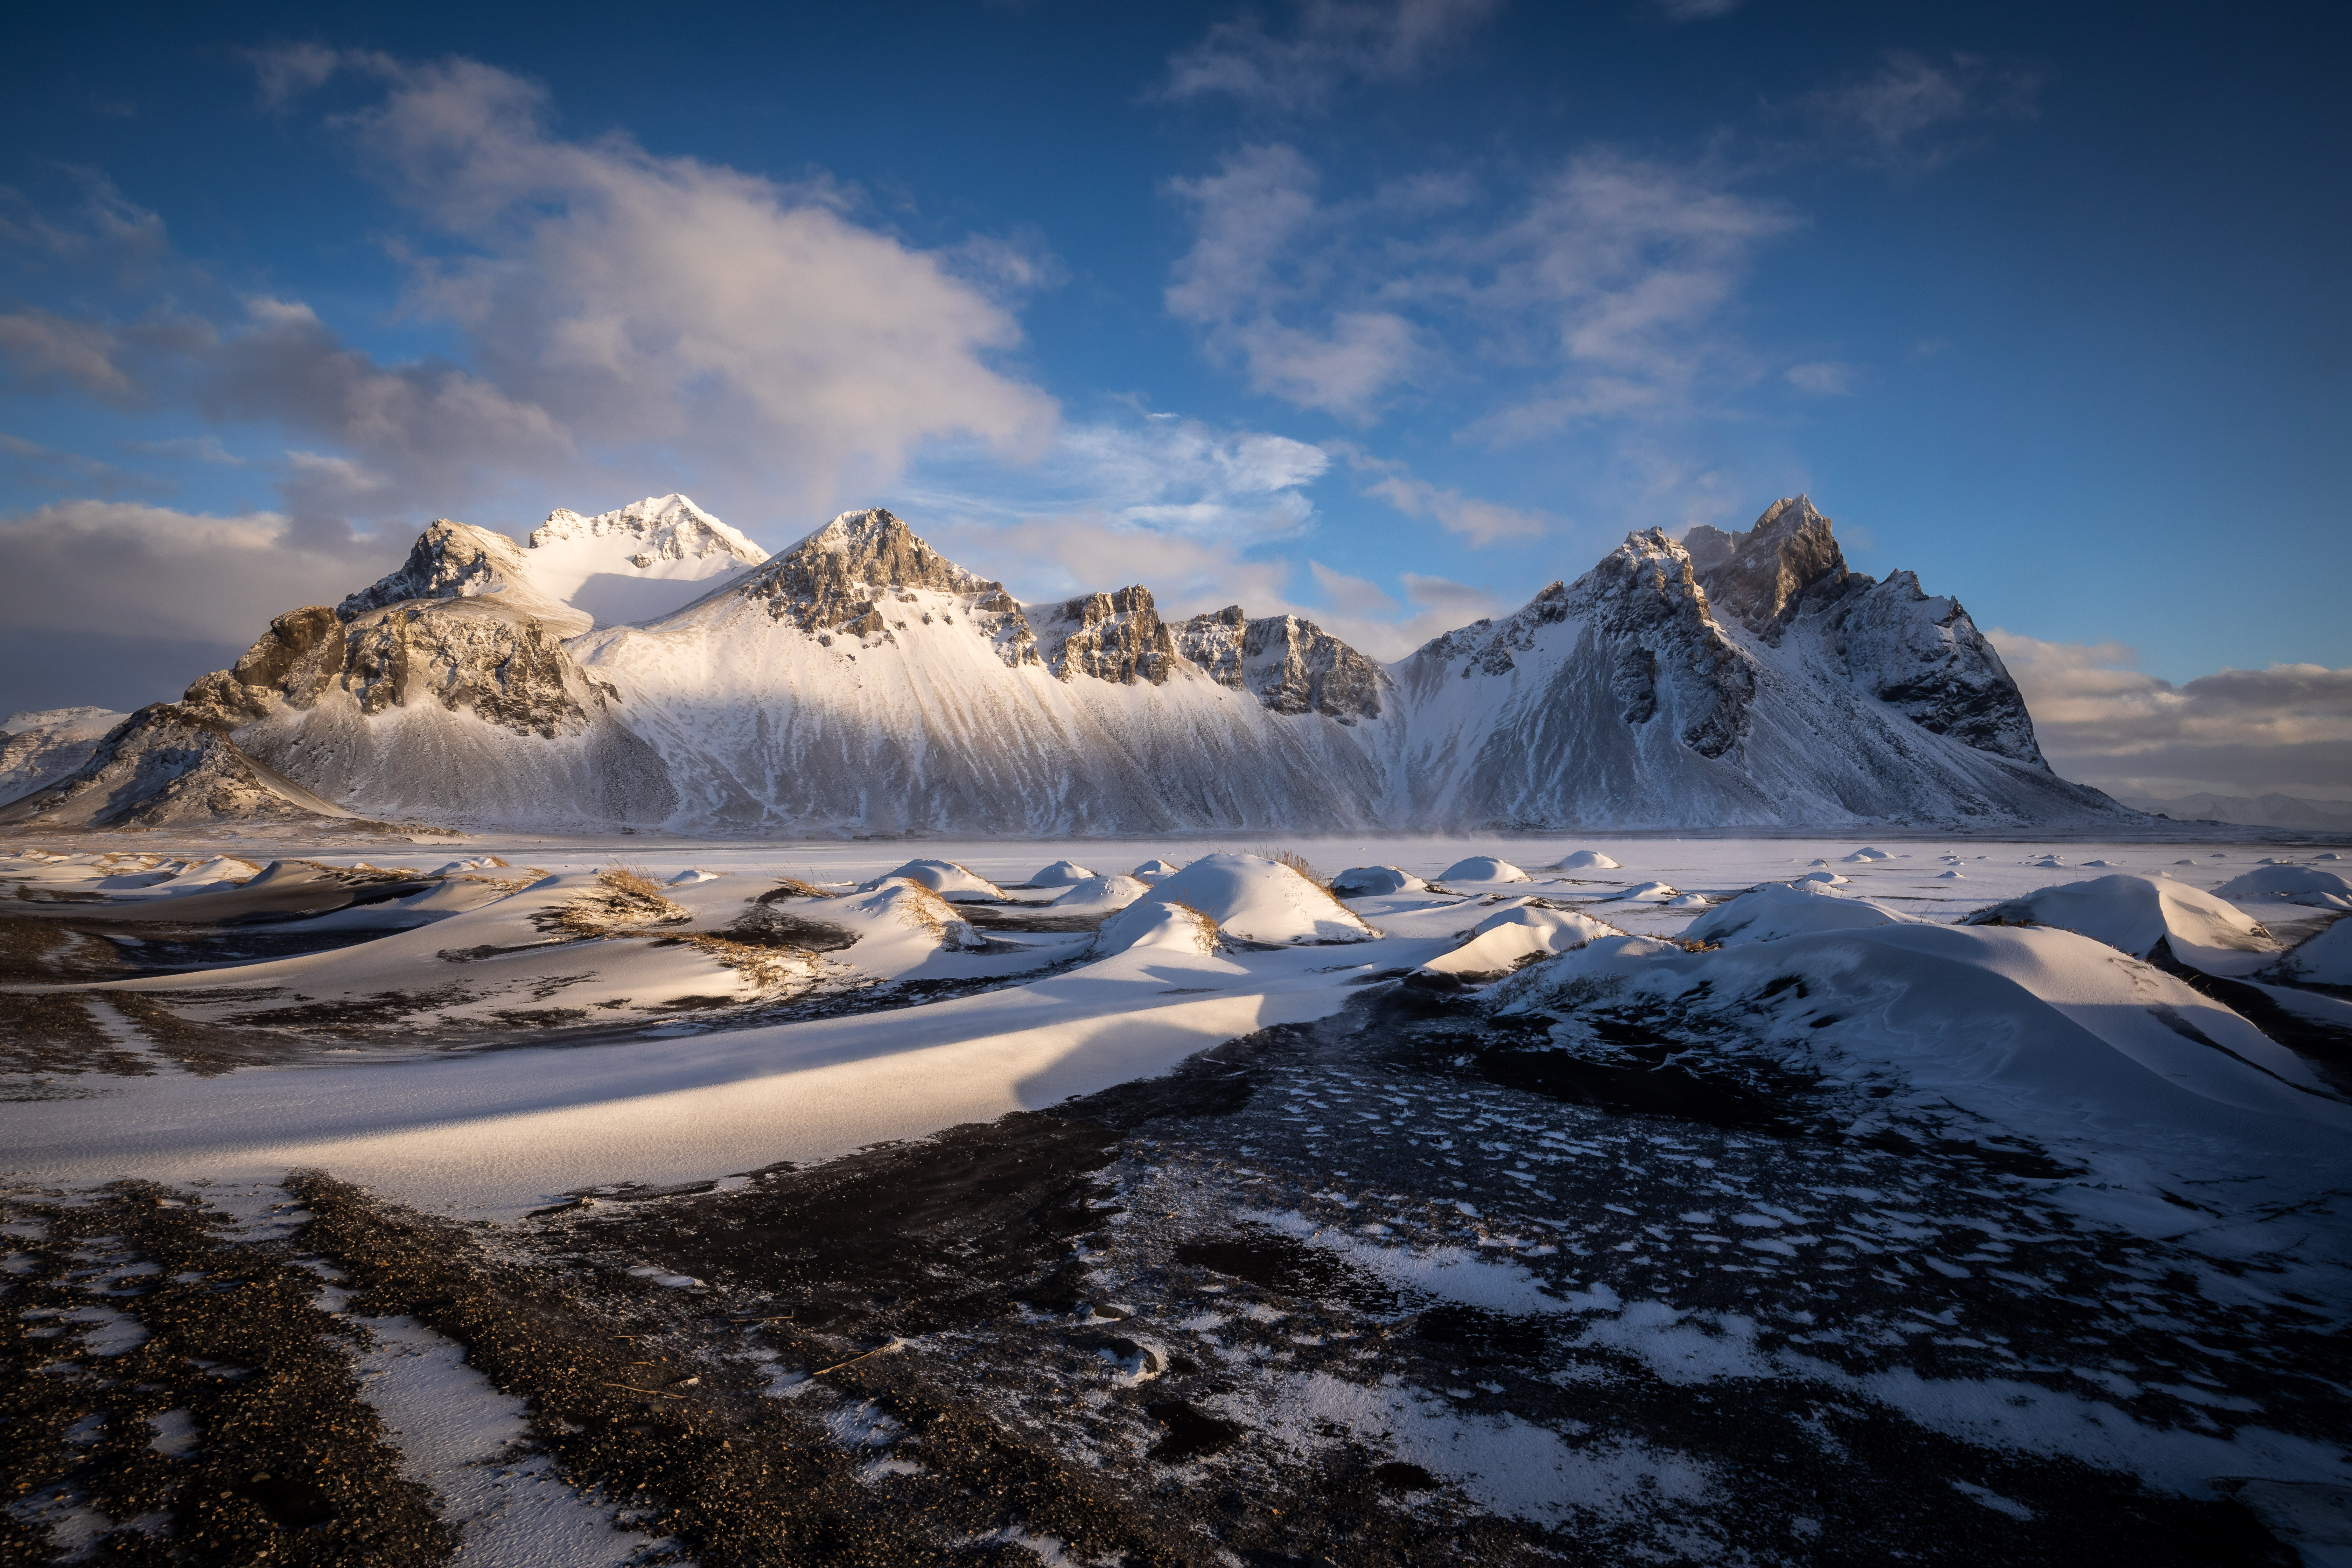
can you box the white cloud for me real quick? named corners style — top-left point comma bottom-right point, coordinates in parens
top-left (1164, 144), bottom-right (1794, 435)
top-left (0, 499), bottom-right (399, 647)
top-left (1784, 360), bottom-right (1857, 395)
top-left (1992, 630), bottom-right (2352, 799)
top-left (900, 413), bottom-right (1331, 542)
top-left (1332, 444), bottom-right (1550, 545)
top-left (1160, 0), bottom-right (1503, 109)
top-left (0, 50), bottom-right (1059, 545)
top-left (1166, 146), bottom-right (1420, 419)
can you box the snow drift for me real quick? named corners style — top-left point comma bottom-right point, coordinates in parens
top-left (1135, 853), bottom-right (1377, 946)
top-left (1492, 918), bottom-right (2350, 1179)
top-left (1967, 873), bottom-right (2282, 976)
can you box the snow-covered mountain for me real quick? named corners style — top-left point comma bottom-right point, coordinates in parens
top-left (0, 704), bottom-right (373, 830)
top-left (2115, 792), bottom-right (2352, 832)
top-left (336, 493), bottom-right (767, 636)
top-left (569, 509), bottom-right (1388, 833)
top-left (0, 707), bottom-right (132, 801)
top-left (1, 493), bottom-right (2138, 834)
top-left (1384, 497), bottom-right (2106, 828)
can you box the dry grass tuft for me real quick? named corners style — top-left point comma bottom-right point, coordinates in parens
top-left (549, 862), bottom-right (692, 939)
top-left (680, 933), bottom-right (821, 993)
top-left (885, 881), bottom-right (968, 941)
top-left (1245, 846), bottom-right (1329, 888)
top-left (762, 876), bottom-right (836, 900)
top-left (1163, 899), bottom-right (1225, 950)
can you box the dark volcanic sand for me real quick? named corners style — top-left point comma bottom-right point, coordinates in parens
top-left (7, 978), bottom-right (2337, 1564)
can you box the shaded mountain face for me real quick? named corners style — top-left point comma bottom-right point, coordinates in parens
top-left (19, 493), bottom-right (2129, 835)
top-left (0, 708), bottom-right (131, 801)
top-left (1686, 496), bottom-right (2042, 765)
top-left (0, 705), bottom-right (371, 830)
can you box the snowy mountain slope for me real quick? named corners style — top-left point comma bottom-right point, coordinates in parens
top-left (26, 493), bottom-right (2136, 835)
top-left (523, 494), bottom-right (768, 628)
top-left (570, 509), bottom-right (1389, 834)
top-left (1384, 498), bottom-right (2125, 830)
top-left (336, 494), bottom-right (766, 636)
top-left (0, 704), bottom-right (376, 829)
top-left (178, 596), bottom-right (674, 829)
top-left (0, 707), bottom-right (132, 800)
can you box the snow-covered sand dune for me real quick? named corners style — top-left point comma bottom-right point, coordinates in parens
top-left (4, 831), bottom-right (2346, 1565)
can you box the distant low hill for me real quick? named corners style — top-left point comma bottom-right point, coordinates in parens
top-left (2115, 792), bottom-right (2352, 833)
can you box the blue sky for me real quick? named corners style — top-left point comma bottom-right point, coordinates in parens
top-left (2, 1), bottom-right (2346, 799)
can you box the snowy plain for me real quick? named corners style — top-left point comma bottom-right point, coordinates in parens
top-left (7, 831), bottom-right (2341, 1218)
top-left (5, 828), bottom-right (2349, 1566)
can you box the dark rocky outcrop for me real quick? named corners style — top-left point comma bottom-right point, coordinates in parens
top-left (1035, 587), bottom-right (1180, 685)
top-left (741, 507), bottom-right (1041, 667)
top-left (1174, 608), bottom-right (1388, 721)
top-left (1683, 495), bottom-right (1869, 641)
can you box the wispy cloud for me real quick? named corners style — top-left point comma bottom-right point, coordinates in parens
top-left (1783, 360), bottom-right (1857, 395)
top-left (1165, 145), bottom-right (1422, 419)
top-left (1992, 630), bottom-right (2352, 799)
top-left (1795, 51), bottom-right (2042, 174)
top-left (122, 433), bottom-right (247, 465)
top-left (1163, 143), bottom-right (1795, 438)
top-left (899, 411), bottom-right (1331, 542)
top-left (1645, 0), bottom-right (1744, 20)
top-left (1332, 443), bottom-right (1551, 544)
top-left (1159, 0), bottom-right (1503, 110)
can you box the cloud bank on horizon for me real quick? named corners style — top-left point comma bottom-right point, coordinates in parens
top-left (0, 1), bottom-right (2343, 802)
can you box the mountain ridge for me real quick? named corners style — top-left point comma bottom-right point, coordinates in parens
top-left (0, 494), bottom-right (2142, 835)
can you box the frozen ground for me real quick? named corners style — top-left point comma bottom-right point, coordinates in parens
top-left (4, 831), bottom-right (2348, 1565)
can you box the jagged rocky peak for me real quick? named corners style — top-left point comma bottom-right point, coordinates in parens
top-left (1409, 528), bottom-right (1755, 758)
top-left (1684, 496), bottom-right (1865, 637)
top-left (1032, 587), bottom-right (1179, 685)
top-left (530, 493), bottom-right (767, 569)
top-left (184, 598), bottom-right (617, 743)
top-left (746, 508), bottom-right (1005, 633)
top-left (1174, 607), bottom-right (1387, 721)
top-left (338, 520), bottom-right (538, 622)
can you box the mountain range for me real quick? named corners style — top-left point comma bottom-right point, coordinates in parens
top-left (2115, 792), bottom-right (2352, 832)
top-left (0, 492), bottom-right (2138, 835)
